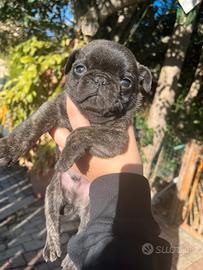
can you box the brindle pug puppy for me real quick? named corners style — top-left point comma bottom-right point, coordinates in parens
top-left (0, 40), bottom-right (152, 269)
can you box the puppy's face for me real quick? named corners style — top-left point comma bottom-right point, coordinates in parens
top-left (65, 40), bottom-right (151, 121)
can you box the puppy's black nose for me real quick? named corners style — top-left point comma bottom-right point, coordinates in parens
top-left (94, 76), bottom-right (107, 86)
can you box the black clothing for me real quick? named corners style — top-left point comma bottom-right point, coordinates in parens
top-left (68, 173), bottom-right (172, 270)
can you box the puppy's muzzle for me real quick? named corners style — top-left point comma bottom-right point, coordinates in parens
top-left (103, 99), bottom-right (124, 117)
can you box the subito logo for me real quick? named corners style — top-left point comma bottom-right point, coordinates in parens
top-left (142, 242), bottom-right (154, 255)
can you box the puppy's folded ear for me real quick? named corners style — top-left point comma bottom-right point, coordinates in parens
top-left (137, 63), bottom-right (152, 93)
top-left (64, 49), bottom-right (80, 74)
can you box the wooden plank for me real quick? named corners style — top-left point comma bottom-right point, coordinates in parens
top-left (178, 142), bottom-right (201, 201)
top-left (198, 194), bottom-right (203, 235)
top-left (185, 160), bottom-right (203, 221)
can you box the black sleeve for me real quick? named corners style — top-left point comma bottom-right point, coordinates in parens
top-left (67, 173), bottom-right (172, 270)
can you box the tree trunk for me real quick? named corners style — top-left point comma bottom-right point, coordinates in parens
top-left (143, 7), bottom-right (199, 179)
top-left (184, 45), bottom-right (203, 108)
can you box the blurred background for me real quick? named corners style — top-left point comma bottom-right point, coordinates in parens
top-left (0, 0), bottom-right (202, 269)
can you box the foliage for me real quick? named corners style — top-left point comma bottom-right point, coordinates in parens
top-left (168, 92), bottom-right (203, 142)
top-left (0, 36), bottom-right (70, 126)
top-left (133, 111), bottom-right (154, 163)
top-left (134, 111), bottom-right (154, 162)
top-left (135, 112), bottom-right (154, 148)
top-left (0, 0), bottom-right (74, 50)
top-left (176, 6), bottom-right (198, 26)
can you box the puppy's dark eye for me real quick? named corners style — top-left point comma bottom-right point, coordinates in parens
top-left (120, 78), bottom-right (132, 88)
top-left (74, 64), bottom-right (87, 75)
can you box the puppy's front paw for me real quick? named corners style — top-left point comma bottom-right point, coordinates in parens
top-left (43, 236), bottom-right (62, 262)
top-left (0, 138), bottom-right (12, 166)
top-left (61, 255), bottom-right (76, 270)
top-left (56, 136), bottom-right (86, 172)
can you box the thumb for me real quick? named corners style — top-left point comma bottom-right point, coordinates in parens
top-left (66, 95), bottom-right (90, 130)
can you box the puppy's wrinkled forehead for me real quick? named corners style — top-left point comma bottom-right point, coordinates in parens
top-left (78, 40), bottom-right (137, 75)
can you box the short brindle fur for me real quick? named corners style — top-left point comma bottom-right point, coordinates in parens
top-left (0, 40), bottom-right (152, 269)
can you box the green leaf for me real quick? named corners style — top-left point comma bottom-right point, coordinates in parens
top-left (27, 64), bottom-right (37, 77)
top-left (27, 94), bottom-right (33, 103)
top-left (20, 56), bottom-right (34, 64)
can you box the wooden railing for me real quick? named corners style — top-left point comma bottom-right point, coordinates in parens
top-left (169, 140), bottom-right (203, 241)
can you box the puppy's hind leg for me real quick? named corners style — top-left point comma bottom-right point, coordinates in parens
top-left (43, 172), bottom-right (64, 262)
top-left (61, 194), bottom-right (90, 270)
top-left (61, 254), bottom-right (77, 270)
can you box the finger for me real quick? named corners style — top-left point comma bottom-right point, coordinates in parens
top-left (66, 95), bottom-right (90, 130)
top-left (49, 128), bottom-right (70, 149)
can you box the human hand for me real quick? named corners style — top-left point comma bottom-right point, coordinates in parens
top-left (50, 95), bottom-right (143, 182)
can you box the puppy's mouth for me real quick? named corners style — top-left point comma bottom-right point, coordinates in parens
top-left (83, 100), bottom-right (124, 115)
top-left (76, 92), bottom-right (98, 103)
top-left (78, 94), bottom-right (125, 117)
top-left (103, 100), bottom-right (124, 116)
